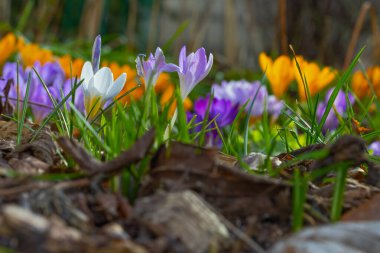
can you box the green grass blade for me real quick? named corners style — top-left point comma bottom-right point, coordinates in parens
top-left (17, 72), bottom-right (32, 145)
top-left (314, 47), bottom-right (365, 142)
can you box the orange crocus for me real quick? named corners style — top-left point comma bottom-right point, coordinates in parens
top-left (294, 58), bottom-right (336, 101)
top-left (0, 33), bottom-right (18, 65)
top-left (352, 66), bottom-right (380, 98)
top-left (259, 52), bottom-right (294, 98)
top-left (19, 43), bottom-right (53, 66)
top-left (58, 55), bottom-right (84, 78)
top-left (103, 61), bottom-right (144, 104)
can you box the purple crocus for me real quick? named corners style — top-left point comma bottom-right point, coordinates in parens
top-left (29, 84), bottom-right (54, 123)
top-left (316, 89), bottom-right (355, 133)
top-left (187, 96), bottom-right (238, 147)
top-left (212, 80), bottom-right (283, 118)
top-left (1, 62), bottom-right (29, 110)
top-left (0, 62), bottom-right (53, 122)
top-left (369, 141), bottom-right (380, 156)
top-left (38, 62), bottom-right (66, 88)
top-left (136, 47), bottom-right (178, 88)
top-left (177, 46), bottom-right (213, 99)
top-left (58, 78), bottom-right (85, 113)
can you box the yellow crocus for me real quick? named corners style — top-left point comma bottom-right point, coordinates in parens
top-left (352, 66), bottom-right (380, 98)
top-left (259, 52), bottom-right (294, 98)
top-left (294, 58), bottom-right (336, 101)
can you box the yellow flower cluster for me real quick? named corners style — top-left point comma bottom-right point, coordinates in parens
top-left (259, 52), bottom-right (337, 101)
top-left (0, 33), bottom-right (191, 110)
top-left (351, 66), bottom-right (380, 98)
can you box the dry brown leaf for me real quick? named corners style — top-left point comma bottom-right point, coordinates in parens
top-left (141, 142), bottom-right (292, 230)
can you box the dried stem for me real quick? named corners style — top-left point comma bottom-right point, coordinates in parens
top-left (279, 0), bottom-right (288, 54)
top-left (343, 2), bottom-right (371, 69)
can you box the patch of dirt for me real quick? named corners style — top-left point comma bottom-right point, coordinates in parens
top-left (0, 122), bottom-right (378, 253)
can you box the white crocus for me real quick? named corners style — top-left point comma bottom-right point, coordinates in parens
top-left (81, 61), bottom-right (126, 118)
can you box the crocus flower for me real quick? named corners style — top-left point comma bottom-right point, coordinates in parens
top-left (187, 96), bottom-right (238, 147)
top-left (0, 33), bottom-right (18, 65)
top-left (136, 47), bottom-right (178, 89)
top-left (177, 46), bottom-right (213, 99)
top-left (32, 61), bottom-right (66, 89)
top-left (259, 52), bottom-right (294, 98)
top-left (212, 80), bottom-right (283, 118)
top-left (2, 62), bottom-right (30, 110)
top-left (59, 78), bottom-right (85, 113)
top-left (316, 89), bottom-right (355, 133)
top-left (19, 43), bottom-right (53, 67)
top-left (81, 62), bottom-right (126, 118)
top-left (369, 141), bottom-right (380, 156)
top-left (351, 66), bottom-right (380, 99)
top-left (80, 35), bottom-right (126, 118)
top-left (294, 57), bottom-right (337, 101)
top-left (58, 55), bottom-right (85, 78)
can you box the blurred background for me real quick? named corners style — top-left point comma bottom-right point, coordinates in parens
top-left (1, 0), bottom-right (380, 70)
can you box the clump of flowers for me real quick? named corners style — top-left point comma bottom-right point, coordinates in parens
top-left (316, 89), bottom-right (355, 133)
top-left (351, 66), bottom-right (380, 98)
top-left (187, 96), bottom-right (238, 147)
top-left (259, 52), bottom-right (337, 101)
top-left (0, 61), bottom-right (84, 123)
top-left (19, 43), bottom-right (54, 67)
top-left (212, 80), bottom-right (283, 118)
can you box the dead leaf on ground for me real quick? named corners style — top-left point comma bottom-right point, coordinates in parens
top-left (140, 142), bottom-right (292, 248)
top-left (141, 142), bottom-right (291, 221)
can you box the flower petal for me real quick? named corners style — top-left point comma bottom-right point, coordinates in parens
top-left (179, 46), bottom-right (187, 72)
top-left (93, 67), bottom-right (113, 96)
top-left (81, 61), bottom-right (94, 82)
top-left (105, 73), bottom-right (127, 100)
top-left (91, 35), bottom-right (101, 73)
top-left (161, 63), bottom-right (180, 72)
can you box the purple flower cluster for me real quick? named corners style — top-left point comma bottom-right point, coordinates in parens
top-left (187, 96), bottom-right (238, 147)
top-left (212, 80), bottom-right (283, 118)
top-left (316, 89), bottom-right (355, 133)
top-left (186, 80), bottom-right (283, 147)
top-left (0, 61), bottom-right (84, 122)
